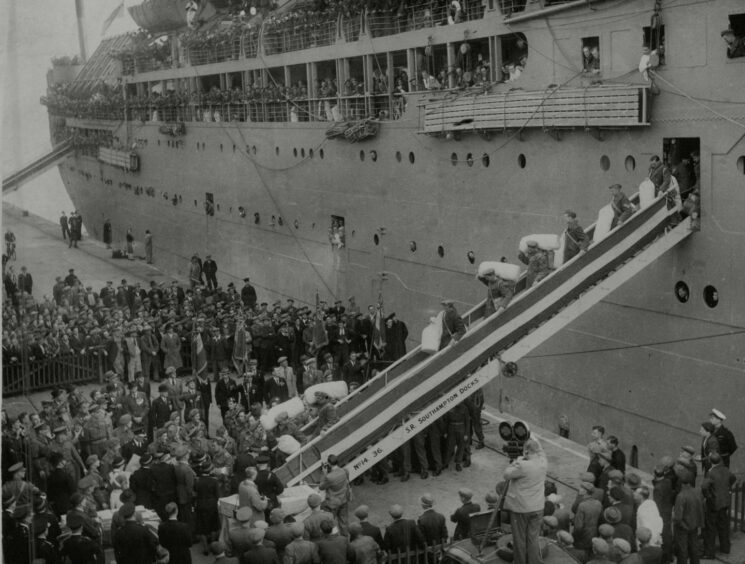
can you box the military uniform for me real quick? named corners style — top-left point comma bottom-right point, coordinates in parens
top-left (712, 424), bottom-right (737, 468)
top-left (82, 411), bottom-right (113, 458)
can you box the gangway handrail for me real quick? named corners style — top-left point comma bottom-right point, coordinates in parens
top-left (298, 187), bottom-right (645, 433)
top-left (278, 187), bottom-right (684, 484)
top-left (2, 139), bottom-right (73, 193)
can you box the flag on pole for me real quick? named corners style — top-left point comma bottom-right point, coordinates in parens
top-left (101, 1), bottom-right (125, 36)
top-left (371, 295), bottom-right (386, 354)
top-left (191, 331), bottom-right (208, 376)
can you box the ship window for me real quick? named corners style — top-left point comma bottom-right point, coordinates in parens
top-left (737, 156), bottom-right (745, 174)
top-left (518, 154), bottom-right (526, 168)
top-left (498, 33), bottom-right (528, 82)
top-left (600, 155), bottom-right (610, 171)
top-left (309, 148), bottom-right (314, 159)
top-left (252, 145), bottom-right (257, 154)
top-left (276, 147), bottom-right (280, 155)
top-left (293, 148), bottom-right (298, 157)
top-left (374, 234), bottom-right (380, 246)
top-left (320, 149), bottom-right (325, 159)
top-left (581, 37), bottom-right (600, 74)
top-left (643, 25), bottom-right (666, 65)
top-left (396, 151), bottom-right (402, 162)
top-left (437, 245), bottom-right (445, 258)
top-left (331, 216), bottom-right (345, 248)
top-left (359, 150), bottom-right (365, 162)
top-left (157, 140), bottom-right (161, 146)
top-left (482, 153), bottom-right (490, 167)
top-left (410, 241), bottom-right (417, 252)
top-left (674, 281), bottom-right (689, 303)
top-left (409, 152), bottom-right (415, 164)
top-left (723, 15), bottom-right (745, 60)
top-left (301, 148), bottom-right (306, 158)
top-left (451, 153), bottom-right (458, 166)
top-left (370, 150), bottom-right (377, 162)
top-left (703, 285), bottom-right (719, 308)
top-left (466, 153), bottom-right (474, 167)
top-left (625, 155), bottom-right (636, 172)
top-left (220, 144), bottom-right (223, 152)
top-left (233, 144), bottom-right (236, 153)
top-left (467, 251), bottom-right (475, 264)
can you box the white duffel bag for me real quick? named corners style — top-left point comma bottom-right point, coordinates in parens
top-left (639, 178), bottom-right (656, 209)
top-left (277, 434), bottom-right (302, 455)
top-left (593, 205), bottom-right (615, 242)
top-left (260, 396), bottom-right (305, 431)
top-left (304, 381), bottom-right (349, 405)
top-left (518, 234), bottom-right (561, 253)
top-left (421, 311), bottom-right (444, 354)
top-left (477, 261), bottom-right (521, 282)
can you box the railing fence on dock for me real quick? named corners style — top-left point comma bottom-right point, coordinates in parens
top-left (732, 480), bottom-right (745, 532)
top-left (2, 353), bottom-right (104, 397)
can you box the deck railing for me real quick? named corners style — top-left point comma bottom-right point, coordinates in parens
top-left (2, 353), bottom-right (105, 397)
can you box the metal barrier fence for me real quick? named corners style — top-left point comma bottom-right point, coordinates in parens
top-left (732, 480), bottom-right (745, 532)
top-left (2, 354), bottom-right (105, 397)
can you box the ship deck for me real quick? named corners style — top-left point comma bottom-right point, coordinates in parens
top-left (2, 204), bottom-right (743, 564)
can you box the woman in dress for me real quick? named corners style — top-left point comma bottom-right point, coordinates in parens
top-left (193, 462), bottom-right (221, 555)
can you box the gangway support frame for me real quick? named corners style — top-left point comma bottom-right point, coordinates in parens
top-left (2, 140), bottom-right (73, 193)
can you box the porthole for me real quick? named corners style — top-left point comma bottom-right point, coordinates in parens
top-left (359, 150), bottom-right (365, 162)
top-left (467, 251), bottom-right (475, 264)
top-left (252, 145), bottom-right (257, 155)
top-left (482, 153), bottom-right (490, 167)
top-left (194, 200), bottom-right (198, 206)
top-left (293, 148), bottom-right (298, 157)
top-left (157, 140), bottom-right (161, 146)
top-left (254, 213), bottom-right (260, 224)
top-left (309, 148), bottom-right (314, 159)
top-left (600, 155), bottom-right (610, 171)
top-left (233, 144), bottom-right (236, 153)
top-left (409, 152), bottom-right (415, 164)
top-left (294, 219), bottom-right (300, 229)
top-left (737, 156), bottom-right (745, 175)
top-left (275, 147), bottom-right (280, 155)
top-left (220, 144), bottom-right (223, 152)
top-left (674, 281), bottom-right (689, 303)
top-left (301, 148), bottom-right (305, 158)
top-left (625, 155), bottom-right (636, 172)
top-left (370, 150), bottom-right (377, 162)
top-left (319, 148), bottom-right (325, 159)
top-left (451, 153), bottom-right (458, 166)
top-left (396, 151), bottom-right (402, 163)
top-left (703, 285), bottom-right (719, 308)
top-left (518, 154), bottom-right (526, 168)
top-left (437, 245), bottom-right (445, 258)
top-left (374, 234), bottom-right (380, 246)
top-left (466, 153), bottom-right (474, 167)
top-left (410, 241), bottom-right (417, 252)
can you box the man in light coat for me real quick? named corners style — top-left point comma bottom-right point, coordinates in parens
top-left (503, 437), bottom-right (547, 564)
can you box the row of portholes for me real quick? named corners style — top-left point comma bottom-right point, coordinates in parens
top-left (373, 235), bottom-right (478, 264)
top-left (280, 146), bottom-right (325, 159)
top-left (675, 281), bottom-right (719, 308)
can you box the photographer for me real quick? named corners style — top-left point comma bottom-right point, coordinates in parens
top-left (319, 454), bottom-right (352, 535)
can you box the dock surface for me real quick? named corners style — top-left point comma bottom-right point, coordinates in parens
top-left (2, 203), bottom-right (742, 564)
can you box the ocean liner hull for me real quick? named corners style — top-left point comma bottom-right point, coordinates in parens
top-left (53, 0), bottom-right (745, 468)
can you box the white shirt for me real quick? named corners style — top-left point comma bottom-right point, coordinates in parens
top-left (637, 498), bottom-right (663, 546)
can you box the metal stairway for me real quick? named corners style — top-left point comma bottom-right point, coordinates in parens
top-left (2, 140), bottom-right (73, 193)
top-left (277, 190), bottom-right (694, 486)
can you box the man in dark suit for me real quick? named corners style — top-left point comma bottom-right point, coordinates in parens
top-left (341, 352), bottom-right (364, 388)
top-left (130, 454), bottom-right (155, 508)
top-left (701, 453), bottom-right (736, 559)
top-left (150, 453), bottom-right (178, 521)
top-left (450, 489), bottom-right (480, 541)
top-left (215, 368), bottom-right (239, 420)
top-left (158, 502), bottom-right (193, 564)
top-left (354, 505), bottom-right (383, 545)
top-left (314, 519), bottom-right (353, 563)
top-left (149, 384), bottom-right (173, 432)
top-left (59, 512), bottom-right (105, 563)
top-left (112, 502), bottom-right (159, 564)
top-left (384, 504), bottom-right (425, 564)
top-left (241, 278), bottom-right (258, 309)
top-left (417, 494), bottom-right (448, 546)
top-left (709, 409), bottom-right (737, 468)
top-left (203, 255), bottom-right (218, 290)
top-left (264, 372), bottom-right (289, 404)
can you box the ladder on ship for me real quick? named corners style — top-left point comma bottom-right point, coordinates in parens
top-left (2, 140), bottom-right (73, 194)
top-left (276, 188), bottom-right (694, 486)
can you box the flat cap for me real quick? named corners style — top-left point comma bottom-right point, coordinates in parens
top-left (607, 469), bottom-right (624, 482)
top-left (307, 493), bottom-right (322, 508)
top-left (598, 523), bottom-right (615, 537)
top-left (626, 473), bottom-right (641, 488)
top-left (557, 530), bottom-right (574, 545)
top-left (389, 504), bottom-right (404, 518)
top-left (608, 183), bottom-right (622, 190)
top-left (354, 505), bottom-right (369, 518)
top-left (681, 445), bottom-right (696, 455)
top-left (458, 488), bottom-right (474, 500)
top-left (614, 538), bottom-right (632, 554)
top-left (603, 506), bottom-right (621, 524)
top-left (592, 538), bottom-right (610, 555)
top-left (236, 506), bottom-right (253, 522)
top-left (420, 494), bottom-right (434, 508)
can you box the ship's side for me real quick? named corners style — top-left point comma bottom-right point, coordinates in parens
top-left (49, 0), bottom-right (745, 467)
